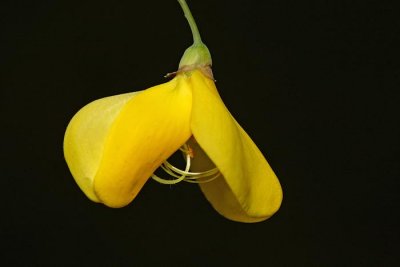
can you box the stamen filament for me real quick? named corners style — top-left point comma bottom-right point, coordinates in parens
top-left (183, 173), bottom-right (220, 183)
top-left (151, 143), bottom-right (221, 184)
top-left (151, 150), bottom-right (191, 185)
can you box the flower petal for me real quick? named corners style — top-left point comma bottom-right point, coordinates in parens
top-left (189, 70), bottom-right (283, 223)
top-left (93, 77), bottom-right (192, 208)
top-left (64, 92), bottom-right (139, 202)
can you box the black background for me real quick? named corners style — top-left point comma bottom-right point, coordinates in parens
top-left (2, 0), bottom-right (399, 266)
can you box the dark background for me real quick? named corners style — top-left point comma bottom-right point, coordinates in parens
top-left (2, 0), bottom-right (399, 265)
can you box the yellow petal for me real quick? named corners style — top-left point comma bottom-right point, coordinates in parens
top-left (189, 70), bottom-right (283, 223)
top-left (93, 77), bottom-right (192, 208)
top-left (64, 92), bottom-right (139, 202)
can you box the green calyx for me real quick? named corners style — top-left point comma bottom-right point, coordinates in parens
top-left (179, 42), bottom-right (212, 69)
top-left (177, 0), bottom-right (212, 70)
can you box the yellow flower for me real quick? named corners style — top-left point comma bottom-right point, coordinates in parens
top-left (63, 0), bottom-right (282, 223)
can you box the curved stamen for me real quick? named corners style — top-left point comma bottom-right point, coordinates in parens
top-left (151, 143), bottom-right (221, 184)
top-left (151, 150), bottom-right (191, 185)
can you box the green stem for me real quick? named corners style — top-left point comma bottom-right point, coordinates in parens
top-left (177, 0), bottom-right (202, 44)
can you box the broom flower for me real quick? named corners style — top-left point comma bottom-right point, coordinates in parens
top-left (64, 0), bottom-right (282, 223)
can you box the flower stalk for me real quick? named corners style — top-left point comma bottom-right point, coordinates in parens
top-left (177, 0), bottom-right (202, 44)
